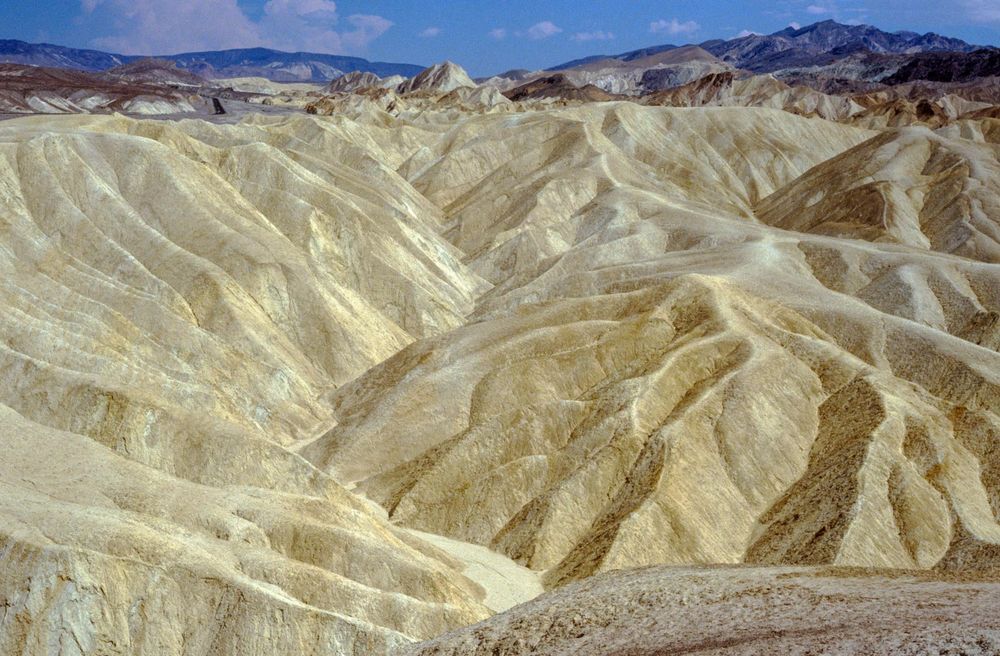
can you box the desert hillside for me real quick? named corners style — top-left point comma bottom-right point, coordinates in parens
top-left (1, 42), bottom-right (999, 655)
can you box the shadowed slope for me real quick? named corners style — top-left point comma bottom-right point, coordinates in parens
top-left (757, 126), bottom-right (1000, 263)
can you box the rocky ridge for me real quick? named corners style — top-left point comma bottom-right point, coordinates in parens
top-left (1, 26), bottom-right (1000, 655)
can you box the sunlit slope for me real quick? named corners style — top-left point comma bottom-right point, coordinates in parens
top-left (0, 113), bottom-right (492, 653)
top-left (400, 104), bottom-right (874, 282)
top-left (0, 406), bottom-right (488, 654)
top-left (1, 100), bottom-right (998, 655)
top-left (309, 267), bottom-right (1000, 586)
top-left (304, 103), bottom-right (1000, 587)
top-left (0, 114), bottom-right (485, 476)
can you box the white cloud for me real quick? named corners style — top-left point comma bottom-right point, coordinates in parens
top-left (79, 0), bottom-right (392, 54)
top-left (788, 21), bottom-right (802, 29)
top-left (526, 21), bottom-right (563, 39)
top-left (340, 14), bottom-right (393, 51)
top-left (489, 28), bottom-right (507, 40)
top-left (419, 26), bottom-right (441, 38)
top-left (736, 29), bottom-right (762, 38)
top-left (264, 0), bottom-right (338, 19)
top-left (806, 5), bottom-right (830, 14)
top-left (572, 31), bottom-right (614, 42)
top-left (649, 18), bottom-right (700, 36)
top-left (83, 0), bottom-right (258, 53)
top-left (961, 0), bottom-right (1000, 22)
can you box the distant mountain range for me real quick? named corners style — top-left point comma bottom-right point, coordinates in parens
top-left (533, 20), bottom-right (999, 95)
top-left (2, 20), bottom-right (997, 87)
top-left (0, 39), bottom-right (423, 82)
top-left (549, 20), bottom-right (985, 73)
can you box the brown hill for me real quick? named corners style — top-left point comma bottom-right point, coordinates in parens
top-left (503, 74), bottom-right (623, 102)
top-left (102, 58), bottom-right (207, 87)
top-left (0, 63), bottom-right (196, 114)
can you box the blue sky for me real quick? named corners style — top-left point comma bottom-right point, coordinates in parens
top-left (3, 0), bottom-right (1000, 76)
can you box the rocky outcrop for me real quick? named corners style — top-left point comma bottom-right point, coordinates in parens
top-left (642, 72), bottom-right (863, 121)
top-left (503, 74), bottom-right (623, 102)
top-left (397, 62), bottom-right (475, 94)
top-left (102, 58), bottom-right (207, 86)
top-left (0, 63), bottom-right (197, 114)
top-left (757, 126), bottom-right (1000, 262)
top-left (407, 567), bottom-right (1000, 655)
top-left (325, 70), bottom-right (385, 93)
top-left (885, 48), bottom-right (1000, 84)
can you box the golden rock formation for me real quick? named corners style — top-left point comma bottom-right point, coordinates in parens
top-left (1, 97), bottom-right (999, 654)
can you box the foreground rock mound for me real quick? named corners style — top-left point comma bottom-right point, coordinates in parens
top-left (0, 407), bottom-right (488, 654)
top-left (407, 566), bottom-right (1000, 655)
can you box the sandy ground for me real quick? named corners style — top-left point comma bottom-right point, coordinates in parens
top-left (405, 529), bottom-right (544, 613)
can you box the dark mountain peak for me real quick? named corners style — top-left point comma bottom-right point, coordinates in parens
top-left (552, 18), bottom-right (982, 79)
top-left (773, 19), bottom-right (849, 38)
top-left (773, 20), bottom-right (977, 54)
top-left (697, 20), bottom-right (980, 73)
top-left (792, 18), bottom-right (839, 31)
top-left (502, 73), bottom-right (623, 102)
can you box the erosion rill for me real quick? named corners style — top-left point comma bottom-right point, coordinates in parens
top-left (1, 21), bottom-right (1000, 656)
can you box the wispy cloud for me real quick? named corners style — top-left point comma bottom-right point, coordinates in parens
top-left (488, 28), bottom-right (507, 40)
top-left (736, 29), bottom-right (762, 38)
top-left (418, 26), bottom-right (441, 38)
top-left (649, 18), bottom-right (700, 36)
top-left (572, 30), bottom-right (614, 42)
top-left (79, 0), bottom-right (392, 54)
top-left (806, 4), bottom-right (830, 14)
top-left (526, 21), bottom-right (563, 40)
top-left (341, 14), bottom-right (393, 51)
top-left (961, 0), bottom-right (1000, 22)
top-left (788, 21), bottom-right (802, 29)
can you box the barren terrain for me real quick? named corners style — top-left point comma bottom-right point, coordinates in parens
top-left (1, 23), bottom-right (999, 655)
